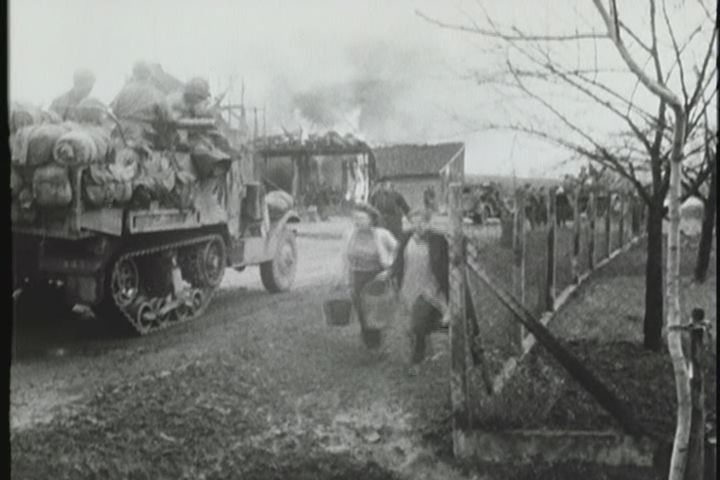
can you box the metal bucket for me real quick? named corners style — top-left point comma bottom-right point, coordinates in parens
top-left (360, 275), bottom-right (397, 330)
top-left (323, 298), bottom-right (353, 326)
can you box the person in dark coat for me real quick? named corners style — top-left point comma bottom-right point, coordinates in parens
top-left (370, 181), bottom-right (411, 239)
top-left (423, 185), bottom-right (437, 212)
top-left (390, 209), bottom-right (450, 369)
top-left (50, 69), bottom-right (96, 121)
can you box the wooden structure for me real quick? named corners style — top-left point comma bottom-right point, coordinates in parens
top-left (254, 133), bottom-right (374, 206)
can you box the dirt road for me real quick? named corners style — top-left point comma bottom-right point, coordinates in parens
top-left (11, 226), bottom-right (467, 479)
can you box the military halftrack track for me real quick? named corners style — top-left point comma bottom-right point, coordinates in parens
top-left (102, 234), bottom-right (228, 335)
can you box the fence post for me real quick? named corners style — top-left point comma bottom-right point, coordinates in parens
top-left (571, 188), bottom-right (581, 283)
top-left (687, 308), bottom-right (707, 480)
top-left (618, 193), bottom-right (626, 247)
top-left (588, 190), bottom-right (596, 270)
top-left (604, 192), bottom-right (612, 258)
top-left (448, 183), bottom-right (471, 441)
top-left (512, 188), bottom-right (527, 345)
top-left (544, 188), bottom-right (557, 311)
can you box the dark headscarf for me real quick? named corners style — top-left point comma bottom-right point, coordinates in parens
top-left (352, 202), bottom-right (382, 227)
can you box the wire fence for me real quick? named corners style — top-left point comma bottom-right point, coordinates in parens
top-left (445, 183), bottom-right (647, 441)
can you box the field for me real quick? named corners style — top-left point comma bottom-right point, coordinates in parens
top-left (470, 236), bottom-right (717, 439)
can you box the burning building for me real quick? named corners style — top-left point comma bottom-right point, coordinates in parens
top-left (254, 131), bottom-right (375, 209)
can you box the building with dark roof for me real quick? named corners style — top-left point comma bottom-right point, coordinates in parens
top-left (372, 142), bottom-right (465, 211)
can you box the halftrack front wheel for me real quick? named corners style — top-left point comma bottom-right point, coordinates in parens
top-left (260, 227), bottom-right (297, 293)
top-left (179, 237), bottom-right (227, 288)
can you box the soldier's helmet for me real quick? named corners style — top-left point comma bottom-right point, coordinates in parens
top-left (132, 61), bottom-right (152, 81)
top-left (72, 97), bottom-right (107, 124)
top-left (185, 77), bottom-right (211, 100)
top-left (73, 68), bottom-right (96, 89)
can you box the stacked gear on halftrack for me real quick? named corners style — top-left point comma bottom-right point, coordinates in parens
top-left (11, 65), bottom-right (300, 335)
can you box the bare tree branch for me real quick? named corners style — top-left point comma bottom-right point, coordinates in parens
top-left (663, 23), bottom-right (704, 82)
top-left (649, 0), bottom-right (665, 84)
top-left (415, 10), bottom-right (606, 42)
top-left (687, 82), bottom-right (718, 138)
top-left (696, 0), bottom-right (714, 20)
top-left (572, 70), bottom-right (659, 123)
top-left (619, 21), bottom-right (653, 53)
top-left (686, 25), bottom-right (718, 113)
top-left (627, 53), bottom-right (656, 117)
top-left (662, 0), bottom-right (690, 108)
top-left (541, 62), bottom-right (655, 154)
top-left (480, 121), bottom-right (652, 201)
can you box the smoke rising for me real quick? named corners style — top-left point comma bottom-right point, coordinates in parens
top-left (275, 39), bottom-right (460, 145)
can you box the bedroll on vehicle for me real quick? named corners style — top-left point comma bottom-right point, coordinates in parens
top-left (32, 163), bottom-right (73, 207)
top-left (191, 136), bottom-right (232, 178)
top-left (53, 126), bottom-right (112, 167)
top-left (83, 163), bottom-right (135, 208)
top-left (24, 124), bottom-right (72, 167)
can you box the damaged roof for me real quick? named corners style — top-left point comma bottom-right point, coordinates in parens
top-left (373, 142), bottom-right (464, 179)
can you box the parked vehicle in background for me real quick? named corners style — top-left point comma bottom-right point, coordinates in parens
top-left (461, 182), bottom-right (509, 224)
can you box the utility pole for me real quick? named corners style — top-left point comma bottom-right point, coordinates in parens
top-left (253, 107), bottom-right (258, 140)
top-left (241, 78), bottom-right (246, 121)
top-left (226, 75), bottom-right (232, 126)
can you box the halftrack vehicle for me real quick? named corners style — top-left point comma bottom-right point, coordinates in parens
top-left (11, 117), bottom-right (300, 335)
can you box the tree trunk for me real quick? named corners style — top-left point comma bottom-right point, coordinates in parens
top-left (644, 201), bottom-right (664, 351)
top-left (694, 161), bottom-right (716, 283)
top-left (667, 107), bottom-right (690, 480)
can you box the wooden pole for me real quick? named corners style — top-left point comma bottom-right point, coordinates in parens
top-left (588, 190), bottom-right (596, 270)
top-left (466, 260), bottom-right (648, 438)
top-left (686, 308), bottom-right (706, 480)
top-left (291, 155), bottom-right (300, 201)
top-left (572, 188), bottom-right (581, 283)
top-left (544, 188), bottom-right (557, 311)
top-left (449, 183), bottom-right (472, 440)
top-left (512, 188), bottom-right (527, 347)
top-left (618, 192), bottom-right (626, 247)
top-left (604, 192), bottom-right (612, 258)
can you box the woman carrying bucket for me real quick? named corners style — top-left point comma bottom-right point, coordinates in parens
top-left (335, 202), bottom-right (398, 350)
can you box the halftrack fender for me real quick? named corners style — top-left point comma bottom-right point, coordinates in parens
top-left (266, 209), bottom-right (301, 253)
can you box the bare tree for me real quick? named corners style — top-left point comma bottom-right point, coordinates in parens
top-left (591, 3), bottom-right (692, 478)
top-left (418, 0), bottom-right (717, 352)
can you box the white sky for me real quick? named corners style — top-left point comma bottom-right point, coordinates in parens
top-left (9, 0), bottom-right (715, 177)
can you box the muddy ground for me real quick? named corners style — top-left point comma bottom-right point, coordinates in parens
top-left (11, 220), bottom-right (696, 479)
top-left (10, 224), bottom-right (468, 479)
